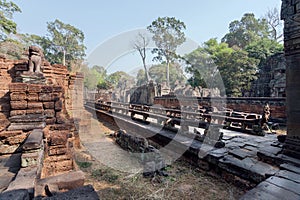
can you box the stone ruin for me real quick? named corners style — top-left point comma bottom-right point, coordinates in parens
top-left (112, 130), bottom-right (166, 177)
top-left (251, 53), bottom-right (286, 97)
top-left (0, 46), bottom-right (98, 199)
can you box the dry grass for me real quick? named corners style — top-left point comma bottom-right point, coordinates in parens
top-left (75, 150), bottom-right (245, 200)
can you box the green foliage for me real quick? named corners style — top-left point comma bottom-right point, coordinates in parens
top-left (222, 13), bottom-right (270, 49)
top-left (107, 71), bottom-right (135, 89)
top-left (148, 62), bottom-right (186, 88)
top-left (0, 0), bottom-right (21, 41)
top-left (136, 69), bottom-right (147, 86)
top-left (76, 161), bottom-right (92, 169)
top-left (147, 17), bottom-right (186, 86)
top-left (41, 19), bottom-right (86, 69)
top-left (0, 38), bottom-right (24, 59)
top-left (186, 38), bottom-right (259, 96)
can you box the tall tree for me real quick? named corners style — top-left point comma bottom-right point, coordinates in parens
top-left (264, 7), bottom-right (283, 42)
top-left (43, 19), bottom-right (86, 68)
top-left (132, 32), bottom-right (150, 83)
top-left (221, 13), bottom-right (269, 49)
top-left (148, 62), bottom-right (186, 88)
top-left (147, 17), bottom-right (186, 87)
top-left (0, 0), bottom-right (21, 41)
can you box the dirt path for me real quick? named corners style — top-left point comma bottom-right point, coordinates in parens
top-left (78, 116), bottom-right (143, 174)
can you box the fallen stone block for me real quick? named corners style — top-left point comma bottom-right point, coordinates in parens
top-left (5, 166), bottom-right (38, 194)
top-left (35, 171), bottom-right (85, 197)
top-left (22, 129), bottom-right (43, 151)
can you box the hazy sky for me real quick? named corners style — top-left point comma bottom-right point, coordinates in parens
top-left (13, 0), bottom-right (282, 73)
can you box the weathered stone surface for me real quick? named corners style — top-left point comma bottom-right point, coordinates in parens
top-left (27, 84), bottom-right (42, 93)
top-left (266, 176), bottom-right (300, 195)
top-left (27, 93), bottom-right (39, 101)
top-left (45, 130), bottom-right (68, 146)
top-left (54, 99), bottom-right (63, 111)
top-left (9, 83), bottom-right (27, 92)
top-left (8, 122), bottom-right (46, 131)
top-left (27, 102), bottom-right (43, 109)
top-left (5, 166), bottom-right (38, 193)
top-left (43, 102), bottom-right (55, 109)
top-left (0, 170), bottom-right (16, 192)
top-left (22, 129), bottom-right (43, 151)
top-left (240, 181), bottom-right (299, 200)
top-left (10, 109), bottom-right (27, 116)
top-left (9, 114), bottom-right (45, 123)
top-left (280, 163), bottom-right (300, 174)
top-left (48, 145), bottom-right (68, 156)
top-left (45, 117), bottom-right (56, 125)
top-left (21, 151), bottom-right (43, 167)
top-left (41, 85), bottom-right (53, 93)
top-left (10, 92), bottom-right (26, 101)
top-left (36, 171), bottom-right (84, 196)
top-left (10, 100), bottom-right (27, 110)
top-left (42, 158), bottom-right (73, 177)
top-left (276, 170), bottom-right (300, 183)
top-left (39, 93), bottom-right (54, 102)
top-left (229, 148), bottom-right (253, 159)
top-left (0, 189), bottom-right (30, 200)
top-left (55, 111), bottom-right (67, 124)
top-left (26, 109), bottom-right (44, 115)
top-left (44, 109), bottom-right (55, 118)
top-left (0, 131), bottom-right (28, 146)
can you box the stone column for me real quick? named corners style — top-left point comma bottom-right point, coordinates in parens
top-left (281, 0), bottom-right (300, 158)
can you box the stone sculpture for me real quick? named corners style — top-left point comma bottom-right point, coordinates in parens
top-left (28, 46), bottom-right (43, 73)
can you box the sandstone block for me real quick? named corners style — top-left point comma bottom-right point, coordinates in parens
top-left (9, 114), bottom-right (45, 123)
top-left (47, 130), bottom-right (68, 146)
top-left (27, 84), bottom-right (42, 93)
top-left (53, 86), bottom-right (63, 92)
top-left (41, 85), bottom-right (53, 93)
top-left (27, 93), bottom-right (39, 101)
top-left (22, 129), bottom-right (43, 151)
top-left (10, 100), bottom-right (27, 110)
top-left (44, 109), bottom-right (55, 118)
top-left (54, 100), bottom-right (63, 111)
top-left (9, 83), bottom-right (27, 92)
top-left (26, 109), bottom-right (44, 115)
top-left (45, 117), bottom-right (56, 125)
top-left (10, 110), bottom-right (26, 116)
top-left (39, 93), bottom-right (54, 102)
top-left (43, 102), bottom-right (55, 109)
top-left (35, 171), bottom-right (85, 197)
top-left (48, 145), bottom-right (68, 156)
top-left (27, 102), bottom-right (43, 109)
top-left (8, 122), bottom-right (46, 131)
top-left (10, 92), bottom-right (26, 101)
top-left (21, 151), bottom-right (42, 167)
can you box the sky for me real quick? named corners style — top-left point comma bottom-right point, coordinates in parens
top-left (12, 0), bottom-right (282, 73)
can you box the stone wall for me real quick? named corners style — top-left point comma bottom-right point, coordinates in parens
top-left (251, 53), bottom-right (286, 97)
top-left (154, 96), bottom-right (286, 121)
top-left (0, 55), bottom-right (86, 197)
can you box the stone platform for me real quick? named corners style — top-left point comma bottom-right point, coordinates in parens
top-left (89, 106), bottom-right (300, 199)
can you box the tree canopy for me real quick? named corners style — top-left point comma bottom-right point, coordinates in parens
top-left (0, 0), bottom-right (21, 41)
top-left (147, 17), bottom-right (186, 86)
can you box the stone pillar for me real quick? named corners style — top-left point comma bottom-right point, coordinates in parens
top-left (281, 0), bottom-right (300, 158)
